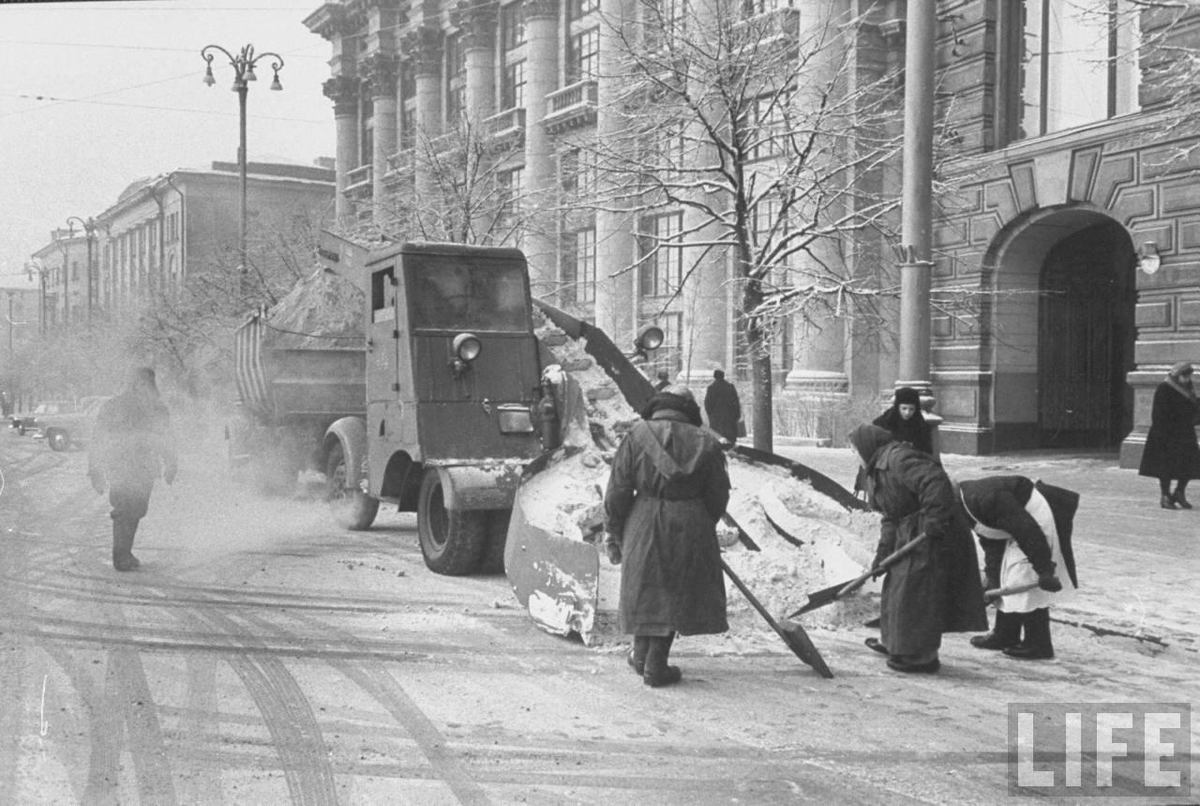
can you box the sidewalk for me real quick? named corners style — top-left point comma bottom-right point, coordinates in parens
top-left (774, 444), bottom-right (1200, 654)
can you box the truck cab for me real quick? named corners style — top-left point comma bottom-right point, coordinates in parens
top-left (324, 241), bottom-right (548, 575)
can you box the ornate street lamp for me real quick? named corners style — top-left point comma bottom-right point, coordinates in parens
top-left (200, 43), bottom-right (284, 294)
top-left (65, 215), bottom-right (97, 325)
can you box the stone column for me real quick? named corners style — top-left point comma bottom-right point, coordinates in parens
top-left (405, 26), bottom-right (443, 202)
top-left (594, 0), bottom-right (636, 342)
top-left (323, 76), bottom-right (360, 224)
top-left (522, 0), bottom-right (560, 294)
top-left (363, 52), bottom-right (399, 226)
top-left (454, 0), bottom-right (497, 120)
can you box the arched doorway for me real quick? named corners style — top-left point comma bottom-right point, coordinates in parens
top-left (1037, 221), bottom-right (1136, 448)
top-left (982, 207), bottom-right (1136, 453)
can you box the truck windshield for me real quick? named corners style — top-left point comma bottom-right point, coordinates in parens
top-left (410, 257), bottom-right (530, 332)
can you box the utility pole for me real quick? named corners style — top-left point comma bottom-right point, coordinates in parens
top-left (897, 0), bottom-right (935, 398)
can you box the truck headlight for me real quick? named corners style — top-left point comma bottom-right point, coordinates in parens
top-left (497, 404), bottom-right (534, 433)
top-left (453, 332), bottom-right (482, 362)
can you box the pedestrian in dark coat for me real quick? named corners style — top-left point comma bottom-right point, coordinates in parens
top-left (849, 424), bottom-right (987, 674)
top-left (1138, 362), bottom-right (1200, 509)
top-left (653, 370), bottom-right (671, 391)
top-left (604, 385), bottom-right (731, 687)
top-left (703, 369), bottom-right (741, 444)
top-left (873, 386), bottom-right (937, 459)
top-left (957, 476), bottom-right (1072, 660)
top-left (88, 367), bottom-right (178, 571)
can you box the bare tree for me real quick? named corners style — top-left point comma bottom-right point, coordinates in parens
top-left (573, 0), bottom-right (905, 451)
top-left (360, 115), bottom-right (555, 248)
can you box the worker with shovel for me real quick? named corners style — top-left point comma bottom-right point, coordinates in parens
top-left (957, 476), bottom-right (1078, 660)
top-left (849, 424), bottom-right (986, 673)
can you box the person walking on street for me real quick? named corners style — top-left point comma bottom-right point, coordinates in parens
top-left (88, 367), bottom-right (178, 571)
top-left (1138, 362), bottom-right (1200, 509)
top-left (654, 370), bottom-right (671, 391)
top-left (873, 386), bottom-right (937, 460)
top-left (604, 385), bottom-right (731, 687)
top-left (849, 424), bottom-right (986, 674)
top-left (957, 476), bottom-right (1076, 661)
top-left (703, 369), bottom-right (741, 445)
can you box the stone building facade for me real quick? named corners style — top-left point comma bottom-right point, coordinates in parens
top-left (31, 161), bottom-right (335, 328)
top-left (304, 0), bottom-right (1200, 463)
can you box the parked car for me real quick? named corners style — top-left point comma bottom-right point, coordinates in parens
top-left (32, 397), bottom-right (108, 451)
top-left (10, 401), bottom-right (77, 436)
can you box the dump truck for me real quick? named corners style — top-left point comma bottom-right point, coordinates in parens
top-left (228, 233), bottom-right (369, 494)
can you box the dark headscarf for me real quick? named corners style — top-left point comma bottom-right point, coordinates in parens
top-left (849, 424), bottom-right (895, 467)
top-left (641, 389), bottom-right (703, 427)
top-left (873, 387), bottom-right (933, 455)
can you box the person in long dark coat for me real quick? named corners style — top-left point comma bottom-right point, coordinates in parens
top-left (957, 476), bottom-right (1072, 660)
top-left (88, 367), bottom-right (178, 571)
top-left (703, 369), bottom-right (741, 444)
top-left (604, 385), bottom-right (731, 687)
top-left (849, 424), bottom-right (987, 674)
top-left (873, 386), bottom-right (937, 459)
top-left (1138, 362), bottom-right (1200, 509)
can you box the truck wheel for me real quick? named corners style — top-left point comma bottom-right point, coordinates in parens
top-left (479, 509), bottom-right (511, 575)
top-left (326, 443), bottom-right (379, 530)
top-left (47, 429), bottom-right (70, 451)
top-left (417, 470), bottom-right (486, 575)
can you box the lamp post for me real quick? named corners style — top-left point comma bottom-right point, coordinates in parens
top-left (200, 43), bottom-right (284, 295)
top-left (66, 216), bottom-right (97, 325)
top-left (24, 260), bottom-right (47, 335)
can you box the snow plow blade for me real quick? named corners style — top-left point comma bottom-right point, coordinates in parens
top-left (504, 482), bottom-right (605, 641)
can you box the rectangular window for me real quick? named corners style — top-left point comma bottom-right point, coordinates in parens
top-left (569, 28), bottom-right (600, 83)
top-left (502, 60), bottom-right (527, 110)
top-left (502, 1), bottom-right (526, 52)
top-left (499, 167), bottom-right (525, 221)
top-left (1004, 0), bottom-right (1139, 143)
top-left (559, 147), bottom-right (596, 196)
top-left (563, 227), bottom-right (597, 304)
top-left (750, 94), bottom-right (787, 160)
top-left (639, 212), bottom-right (684, 297)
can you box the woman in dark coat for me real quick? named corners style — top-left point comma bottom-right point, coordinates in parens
top-left (1138, 362), bottom-right (1200, 509)
top-left (849, 424), bottom-right (987, 674)
top-left (873, 386), bottom-right (937, 459)
top-left (604, 385), bottom-right (731, 687)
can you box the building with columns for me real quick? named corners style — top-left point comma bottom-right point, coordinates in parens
top-left (304, 0), bottom-right (1200, 464)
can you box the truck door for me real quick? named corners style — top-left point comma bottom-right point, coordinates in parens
top-left (365, 259), bottom-right (417, 493)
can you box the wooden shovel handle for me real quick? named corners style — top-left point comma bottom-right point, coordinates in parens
top-left (984, 580), bottom-right (1041, 603)
top-left (838, 533), bottom-right (929, 598)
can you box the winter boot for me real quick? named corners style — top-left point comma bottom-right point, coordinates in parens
top-left (970, 610), bottom-right (1022, 650)
top-left (112, 519), bottom-right (141, 571)
top-left (1003, 608), bottom-right (1054, 660)
top-left (628, 636), bottom-right (650, 676)
top-left (1173, 486), bottom-right (1193, 510)
top-left (643, 634), bottom-right (682, 688)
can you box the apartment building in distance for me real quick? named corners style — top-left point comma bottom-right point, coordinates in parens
top-left (304, 0), bottom-right (1200, 464)
top-left (31, 160), bottom-right (335, 328)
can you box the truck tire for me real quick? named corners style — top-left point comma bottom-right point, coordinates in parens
top-left (326, 442), bottom-right (379, 530)
top-left (479, 509), bottom-right (511, 575)
top-left (46, 429), bottom-right (70, 452)
top-left (417, 469), bottom-right (486, 575)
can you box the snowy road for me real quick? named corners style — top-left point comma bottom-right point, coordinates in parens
top-left (1, 429), bottom-right (1195, 805)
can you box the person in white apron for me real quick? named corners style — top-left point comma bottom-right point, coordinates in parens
top-left (956, 476), bottom-right (1078, 660)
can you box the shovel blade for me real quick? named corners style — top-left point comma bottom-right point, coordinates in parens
top-left (787, 576), bottom-right (863, 619)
